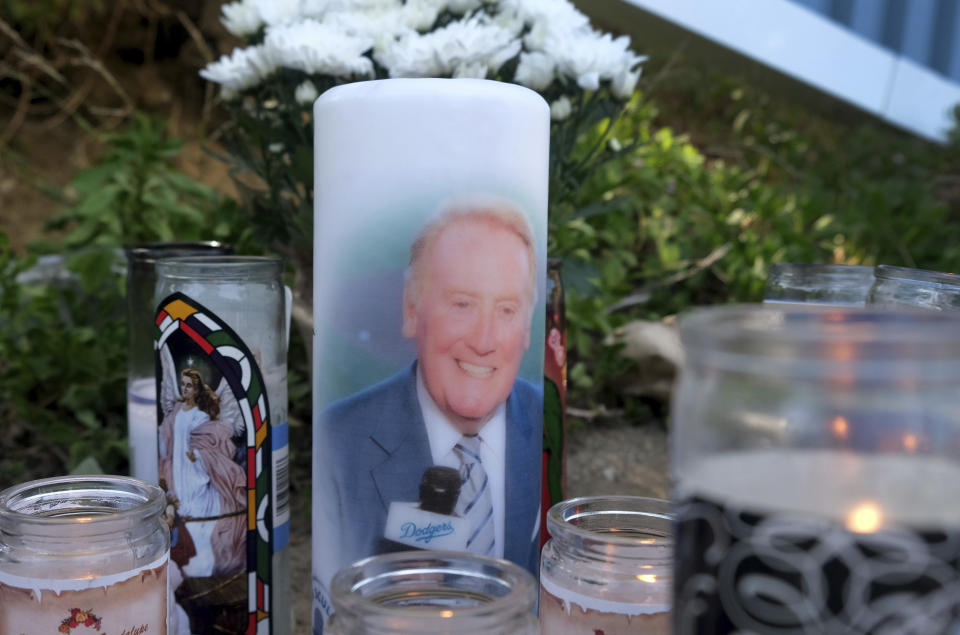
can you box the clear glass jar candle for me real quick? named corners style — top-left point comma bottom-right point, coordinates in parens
top-left (326, 550), bottom-right (538, 634)
top-left (764, 263), bottom-right (874, 306)
top-left (125, 241), bottom-right (231, 483)
top-left (540, 496), bottom-right (672, 634)
top-left (868, 264), bottom-right (960, 310)
top-left (672, 305), bottom-right (960, 634)
top-left (0, 476), bottom-right (169, 634)
top-left (154, 256), bottom-right (290, 634)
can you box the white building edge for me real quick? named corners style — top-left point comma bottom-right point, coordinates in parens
top-left (577, 0), bottom-right (960, 144)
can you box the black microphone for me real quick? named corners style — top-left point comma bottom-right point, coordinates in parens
top-left (384, 466), bottom-right (469, 550)
top-left (418, 466), bottom-right (461, 515)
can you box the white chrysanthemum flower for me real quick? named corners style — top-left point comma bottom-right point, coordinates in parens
top-left (200, 44), bottom-right (278, 91)
top-left (577, 71), bottom-right (598, 91)
top-left (249, 0), bottom-right (303, 26)
top-left (402, 0), bottom-right (445, 31)
top-left (447, 0), bottom-right (482, 13)
top-left (550, 96), bottom-right (572, 121)
top-left (513, 51), bottom-right (554, 90)
top-left (407, 0), bottom-right (448, 12)
top-left (539, 29), bottom-right (644, 92)
top-left (265, 19), bottom-right (375, 77)
top-left (487, 42), bottom-right (521, 74)
top-left (497, 0), bottom-right (589, 31)
top-left (322, 7), bottom-right (415, 40)
top-left (375, 13), bottom-right (520, 78)
top-left (521, 20), bottom-right (550, 52)
top-left (492, 9), bottom-right (525, 36)
top-left (301, 0), bottom-right (401, 16)
top-left (221, 1), bottom-right (263, 38)
top-left (294, 79), bottom-right (319, 103)
top-left (453, 61), bottom-right (488, 78)
top-left (611, 66), bottom-right (643, 99)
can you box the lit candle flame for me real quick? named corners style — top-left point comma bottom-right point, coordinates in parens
top-left (903, 434), bottom-right (918, 452)
top-left (440, 610), bottom-right (454, 618)
top-left (846, 501), bottom-right (883, 534)
top-left (832, 416), bottom-right (849, 440)
top-left (636, 574), bottom-right (657, 584)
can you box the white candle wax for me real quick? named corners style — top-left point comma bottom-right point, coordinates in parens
top-left (127, 376), bottom-right (158, 483)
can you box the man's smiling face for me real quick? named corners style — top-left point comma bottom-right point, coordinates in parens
top-left (403, 216), bottom-right (533, 434)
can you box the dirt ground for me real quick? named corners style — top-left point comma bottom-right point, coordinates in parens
top-left (286, 421), bottom-right (670, 632)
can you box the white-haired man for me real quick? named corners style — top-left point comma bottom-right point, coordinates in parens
top-left (313, 197), bottom-right (542, 626)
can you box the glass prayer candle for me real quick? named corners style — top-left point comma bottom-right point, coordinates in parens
top-left (541, 258), bottom-right (567, 548)
top-left (868, 264), bottom-right (960, 311)
top-left (540, 496), bottom-right (672, 634)
top-left (672, 305), bottom-right (960, 633)
top-left (764, 263), bottom-right (874, 306)
top-left (154, 255), bottom-right (290, 634)
top-left (0, 475), bottom-right (169, 634)
top-left (126, 241), bottom-right (231, 484)
top-left (326, 550), bottom-right (538, 634)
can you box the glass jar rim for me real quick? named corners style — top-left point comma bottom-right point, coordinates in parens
top-left (678, 304), bottom-right (960, 381)
top-left (330, 550), bottom-right (536, 629)
top-left (682, 303), bottom-right (960, 339)
top-left (155, 255), bottom-right (283, 280)
top-left (546, 496), bottom-right (672, 550)
top-left (874, 264), bottom-right (960, 288)
top-left (125, 241), bottom-right (231, 263)
top-left (0, 475), bottom-right (165, 533)
top-left (768, 263), bottom-right (874, 276)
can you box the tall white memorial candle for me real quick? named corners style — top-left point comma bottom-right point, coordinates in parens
top-left (127, 377), bottom-right (158, 483)
top-left (311, 79), bottom-right (549, 633)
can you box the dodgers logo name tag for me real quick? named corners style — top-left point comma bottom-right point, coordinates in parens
top-left (384, 502), bottom-right (470, 551)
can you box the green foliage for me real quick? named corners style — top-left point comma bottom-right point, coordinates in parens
top-left (42, 115), bottom-right (253, 252)
top-left (1, 115), bottom-right (260, 484)
top-left (213, 71), bottom-right (320, 271)
top-left (553, 66), bottom-right (960, 417)
top-left (0, 233), bottom-right (128, 486)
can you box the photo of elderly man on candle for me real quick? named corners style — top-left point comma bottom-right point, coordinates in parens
top-left (313, 195), bottom-right (542, 612)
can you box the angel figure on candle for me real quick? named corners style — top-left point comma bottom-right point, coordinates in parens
top-left (158, 350), bottom-right (247, 581)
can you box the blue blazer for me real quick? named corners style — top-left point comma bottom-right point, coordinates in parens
top-left (316, 362), bottom-right (542, 577)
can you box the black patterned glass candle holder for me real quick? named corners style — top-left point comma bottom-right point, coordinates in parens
top-left (672, 305), bottom-right (960, 634)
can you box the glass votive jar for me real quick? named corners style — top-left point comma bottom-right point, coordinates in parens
top-left (764, 263), bottom-right (874, 306)
top-left (868, 264), bottom-right (960, 310)
top-left (672, 305), bottom-right (960, 633)
top-left (125, 241), bottom-right (231, 483)
top-left (154, 255), bottom-right (290, 634)
top-left (326, 550), bottom-right (538, 634)
top-left (0, 475), bottom-right (169, 634)
top-left (540, 496), bottom-right (672, 634)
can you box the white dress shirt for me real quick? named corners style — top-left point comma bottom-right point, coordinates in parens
top-left (417, 368), bottom-right (506, 558)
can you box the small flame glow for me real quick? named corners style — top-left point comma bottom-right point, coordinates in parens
top-left (846, 501), bottom-right (883, 534)
top-left (636, 574), bottom-right (658, 584)
top-left (903, 434), bottom-right (918, 452)
top-left (440, 610), bottom-right (454, 618)
top-left (832, 416), bottom-right (849, 440)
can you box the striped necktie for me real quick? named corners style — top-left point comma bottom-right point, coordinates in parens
top-left (454, 434), bottom-right (495, 556)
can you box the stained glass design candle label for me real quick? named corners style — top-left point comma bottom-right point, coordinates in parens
top-left (155, 292), bottom-right (287, 634)
top-left (0, 554), bottom-right (168, 634)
